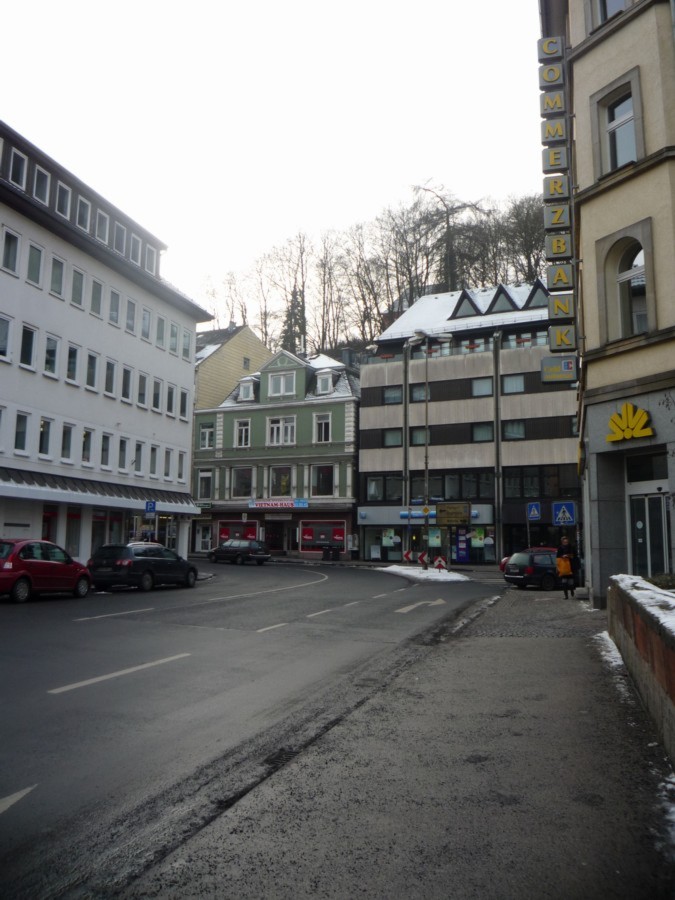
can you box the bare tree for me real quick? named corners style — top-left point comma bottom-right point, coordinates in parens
top-left (504, 194), bottom-right (546, 283)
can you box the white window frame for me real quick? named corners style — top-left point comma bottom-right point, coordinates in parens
top-left (26, 243), bottom-right (43, 286)
top-left (101, 433), bottom-right (112, 468)
top-left (239, 380), bottom-right (254, 401)
top-left (268, 415), bottom-right (296, 446)
top-left (14, 413), bottom-right (29, 453)
top-left (76, 197), bottom-right (91, 231)
top-left (166, 383), bottom-right (175, 416)
top-left (96, 210), bottom-right (109, 243)
top-left (314, 412), bottom-right (331, 444)
top-left (590, 68), bottom-right (644, 181)
top-left (66, 344), bottom-right (79, 383)
top-left (121, 366), bottom-right (133, 402)
top-left (33, 166), bottom-right (50, 204)
top-left (198, 469), bottom-right (213, 500)
top-left (19, 326), bottom-right (36, 369)
top-left (43, 334), bottom-right (59, 376)
top-left (145, 245), bottom-right (157, 275)
top-left (311, 464), bottom-right (335, 497)
top-left (151, 378), bottom-right (162, 412)
top-left (85, 352), bottom-right (98, 391)
top-left (50, 257), bottom-right (65, 297)
top-left (130, 234), bottom-right (142, 265)
top-left (316, 372), bottom-right (332, 394)
top-left (0, 315), bottom-right (10, 361)
top-left (71, 268), bottom-right (85, 307)
top-left (39, 417), bottom-right (52, 457)
top-left (61, 423), bottom-right (74, 461)
top-left (156, 316), bottom-right (166, 348)
top-left (90, 279), bottom-right (103, 316)
top-left (113, 222), bottom-right (126, 254)
top-left (104, 359), bottom-right (116, 396)
top-left (199, 424), bottom-right (215, 449)
top-left (9, 149), bottom-right (27, 189)
top-left (269, 372), bottom-right (295, 397)
top-left (141, 307), bottom-right (152, 341)
top-left (109, 289), bottom-right (120, 325)
top-left (2, 227), bottom-right (19, 274)
top-left (126, 298), bottom-right (136, 333)
top-left (235, 419), bottom-right (251, 448)
top-left (56, 182), bottom-right (71, 218)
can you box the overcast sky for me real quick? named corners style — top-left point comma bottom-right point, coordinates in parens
top-left (4, 0), bottom-right (543, 303)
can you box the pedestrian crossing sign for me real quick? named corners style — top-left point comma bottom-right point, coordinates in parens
top-left (553, 502), bottom-right (576, 526)
top-left (527, 502), bottom-right (541, 521)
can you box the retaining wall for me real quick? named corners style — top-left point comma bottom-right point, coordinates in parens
top-left (608, 574), bottom-right (675, 766)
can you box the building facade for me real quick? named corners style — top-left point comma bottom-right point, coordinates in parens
top-left (0, 122), bottom-right (211, 560)
top-left (360, 282), bottom-right (581, 565)
top-left (195, 324), bottom-right (273, 410)
top-left (191, 350), bottom-right (360, 558)
top-left (539, 0), bottom-right (675, 605)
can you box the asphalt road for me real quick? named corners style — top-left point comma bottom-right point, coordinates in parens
top-left (0, 562), bottom-right (497, 897)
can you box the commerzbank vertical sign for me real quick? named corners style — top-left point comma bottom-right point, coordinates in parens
top-left (538, 36), bottom-right (577, 357)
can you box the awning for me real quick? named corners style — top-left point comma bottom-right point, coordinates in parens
top-left (0, 466), bottom-right (200, 516)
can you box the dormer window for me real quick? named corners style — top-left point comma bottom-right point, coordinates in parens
top-left (316, 372), bottom-right (333, 395)
top-left (239, 380), bottom-right (254, 401)
top-left (269, 372), bottom-right (295, 396)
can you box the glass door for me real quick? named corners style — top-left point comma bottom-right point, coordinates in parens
top-left (629, 494), bottom-right (670, 577)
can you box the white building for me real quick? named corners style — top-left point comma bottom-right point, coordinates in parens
top-left (0, 122), bottom-right (211, 560)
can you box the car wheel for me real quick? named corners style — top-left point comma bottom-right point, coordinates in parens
top-left (235, 555), bottom-right (244, 565)
top-left (185, 569), bottom-right (197, 588)
top-left (541, 573), bottom-right (556, 591)
top-left (140, 571), bottom-right (154, 592)
top-left (256, 560), bottom-right (265, 566)
top-left (73, 576), bottom-right (90, 598)
top-left (10, 578), bottom-right (31, 604)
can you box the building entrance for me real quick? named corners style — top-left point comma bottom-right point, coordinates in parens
top-left (629, 492), bottom-right (671, 577)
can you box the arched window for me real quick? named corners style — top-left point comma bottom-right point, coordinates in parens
top-left (617, 244), bottom-right (646, 336)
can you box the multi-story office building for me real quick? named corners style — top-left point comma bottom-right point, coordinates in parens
top-left (191, 349), bottom-right (360, 557)
top-left (360, 282), bottom-right (581, 565)
top-left (0, 122), bottom-right (211, 560)
top-left (538, 0), bottom-right (675, 604)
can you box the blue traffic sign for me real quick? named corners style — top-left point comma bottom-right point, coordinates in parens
top-left (145, 500), bottom-right (156, 515)
top-left (527, 502), bottom-right (541, 521)
top-left (552, 501), bottom-right (576, 526)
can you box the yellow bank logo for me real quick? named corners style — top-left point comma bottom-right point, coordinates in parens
top-left (606, 402), bottom-right (654, 442)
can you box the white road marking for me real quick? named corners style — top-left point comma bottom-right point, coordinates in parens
top-left (343, 601), bottom-right (360, 607)
top-left (395, 598), bottom-right (447, 614)
top-left (48, 653), bottom-right (191, 694)
top-left (74, 608), bottom-right (155, 621)
top-left (0, 785), bottom-right (37, 815)
top-left (372, 593), bottom-right (388, 599)
top-left (257, 623), bottom-right (288, 633)
top-left (307, 609), bottom-right (332, 618)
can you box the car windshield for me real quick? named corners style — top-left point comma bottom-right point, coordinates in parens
top-left (508, 553), bottom-right (529, 565)
top-left (0, 542), bottom-right (13, 560)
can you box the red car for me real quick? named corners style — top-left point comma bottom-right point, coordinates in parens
top-left (0, 538), bottom-right (91, 603)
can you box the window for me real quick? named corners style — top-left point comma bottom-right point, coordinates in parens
top-left (109, 290), bottom-right (120, 325)
top-left (410, 427), bottom-right (429, 446)
top-left (591, 69), bottom-right (643, 180)
top-left (34, 167), bottom-right (50, 204)
top-left (96, 210), bottom-right (109, 243)
top-left (66, 345), bottom-right (79, 382)
top-left (170, 323), bottom-right (179, 354)
top-left (315, 413), bottom-right (331, 443)
top-left (121, 366), bottom-right (132, 401)
top-left (597, 221), bottom-right (654, 344)
top-left (126, 299), bottom-right (136, 332)
top-left (471, 377), bottom-right (493, 397)
top-left (141, 308), bottom-right (151, 340)
top-left (599, 0), bottom-right (626, 25)
top-left (182, 330), bottom-right (191, 361)
top-left (86, 353), bottom-right (98, 389)
top-left (166, 384), bottom-right (175, 415)
top-left (473, 423), bottom-right (494, 442)
top-left (118, 437), bottom-right (128, 469)
top-left (113, 222), bottom-right (126, 254)
top-left (90, 280), bottom-right (103, 315)
top-left (164, 449), bottom-right (172, 478)
top-left (130, 234), bottom-right (141, 265)
top-left (56, 182), bottom-right (71, 218)
top-left (179, 389), bottom-right (189, 419)
top-left (20, 326), bottom-right (36, 368)
top-left (9, 149), bottom-right (27, 189)
top-left (82, 429), bottom-right (93, 463)
top-left (268, 416), bottom-right (296, 446)
top-left (0, 316), bottom-right (9, 359)
top-left (385, 475), bottom-right (403, 501)
top-left (27, 244), bottom-right (43, 285)
top-left (156, 316), bottom-right (165, 348)
top-left (200, 424), bottom-right (215, 449)
top-left (134, 441), bottom-right (143, 473)
top-left (50, 257), bottom-right (65, 296)
top-left (410, 383), bottom-right (430, 403)
top-left (145, 245), bottom-right (157, 274)
top-left (235, 419), bottom-right (250, 448)
top-left (39, 418), bottom-right (51, 456)
top-left (269, 372), bottom-right (295, 396)
top-left (104, 360), bottom-right (116, 395)
top-left (270, 466), bottom-right (292, 496)
top-left (384, 385), bottom-right (402, 404)
top-left (71, 269), bottom-right (84, 306)
top-left (502, 374), bottom-right (525, 394)
top-left (76, 198), bottom-right (91, 231)
top-left (617, 244), bottom-right (646, 336)
top-left (150, 445), bottom-right (158, 476)
top-left (239, 380), bottom-right (254, 401)
top-left (178, 451), bottom-right (186, 481)
top-left (316, 372), bottom-right (332, 394)
top-left (14, 414), bottom-right (28, 452)
top-left (311, 465), bottom-right (334, 497)
top-left (198, 470), bottom-right (213, 499)
top-left (243, 356), bottom-right (250, 371)
top-left (61, 424), bottom-right (73, 460)
top-left (101, 434), bottom-right (111, 468)
top-left (152, 378), bottom-right (162, 411)
top-left (367, 476), bottom-right (383, 501)
top-left (383, 428), bottom-right (402, 447)
top-left (44, 335), bottom-right (58, 375)
top-left (2, 229), bottom-right (19, 273)
top-left (503, 420), bottom-right (526, 440)
top-left (137, 373), bottom-right (147, 406)
top-left (232, 467), bottom-right (252, 497)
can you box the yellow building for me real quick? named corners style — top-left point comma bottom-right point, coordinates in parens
top-left (195, 325), bottom-right (272, 410)
top-left (539, 0), bottom-right (675, 605)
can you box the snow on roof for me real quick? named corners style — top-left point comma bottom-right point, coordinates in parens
top-left (195, 343), bottom-right (220, 363)
top-left (379, 282), bottom-right (548, 341)
top-left (307, 353), bottom-right (344, 370)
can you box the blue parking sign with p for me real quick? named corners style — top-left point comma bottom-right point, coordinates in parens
top-left (145, 500), bottom-right (156, 515)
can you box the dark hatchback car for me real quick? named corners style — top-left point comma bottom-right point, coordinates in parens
top-left (0, 538), bottom-right (91, 603)
top-left (208, 539), bottom-right (271, 566)
top-left (503, 548), bottom-right (561, 591)
top-left (88, 543), bottom-right (198, 592)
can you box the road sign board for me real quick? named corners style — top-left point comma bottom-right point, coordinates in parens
top-left (527, 502), bottom-right (541, 521)
top-left (553, 501), bottom-right (576, 526)
top-left (417, 551), bottom-right (428, 566)
top-left (434, 556), bottom-right (447, 570)
top-left (403, 550), bottom-right (412, 563)
top-left (435, 502), bottom-right (471, 526)
top-left (145, 500), bottom-right (156, 515)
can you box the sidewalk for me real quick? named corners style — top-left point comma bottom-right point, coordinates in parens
top-left (125, 589), bottom-right (675, 899)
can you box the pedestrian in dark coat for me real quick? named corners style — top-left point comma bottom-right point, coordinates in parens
top-left (556, 536), bottom-right (578, 599)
